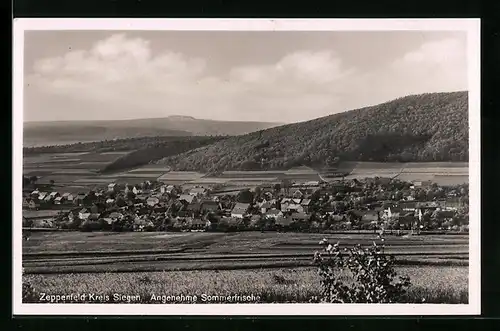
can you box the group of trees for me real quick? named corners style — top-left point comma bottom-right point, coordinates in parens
top-left (157, 92), bottom-right (468, 172)
top-left (23, 135), bottom-right (226, 156)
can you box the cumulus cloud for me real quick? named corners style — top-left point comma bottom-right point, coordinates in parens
top-left (26, 34), bottom-right (467, 123)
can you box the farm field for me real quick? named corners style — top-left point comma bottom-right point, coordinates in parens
top-left (336, 162), bottom-right (468, 186)
top-left (22, 231), bottom-right (469, 274)
top-left (23, 265), bottom-right (468, 304)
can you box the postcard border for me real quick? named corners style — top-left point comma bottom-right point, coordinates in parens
top-left (12, 18), bottom-right (481, 316)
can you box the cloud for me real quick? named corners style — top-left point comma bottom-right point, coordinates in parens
top-left (26, 34), bottom-right (467, 123)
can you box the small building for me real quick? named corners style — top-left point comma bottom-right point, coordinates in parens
top-left (109, 212), bottom-right (124, 221)
top-left (291, 212), bottom-right (309, 222)
top-left (179, 194), bottom-right (196, 204)
top-left (264, 208), bottom-right (282, 220)
top-left (189, 218), bottom-right (206, 231)
top-left (38, 192), bottom-right (47, 201)
top-left (200, 200), bottom-right (220, 213)
top-left (106, 198), bottom-right (115, 205)
top-left (399, 201), bottom-right (417, 212)
top-left (231, 203), bottom-right (251, 218)
top-left (54, 196), bottom-right (63, 205)
top-left (79, 208), bottom-right (91, 220)
top-left (108, 183), bottom-right (118, 192)
top-left (62, 193), bottom-right (74, 204)
top-left (146, 197), bottom-right (160, 207)
top-left (189, 187), bottom-right (207, 197)
top-left (300, 199), bottom-right (312, 213)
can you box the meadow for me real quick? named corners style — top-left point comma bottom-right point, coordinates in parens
top-left (22, 232), bottom-right (468, 274)
top-left (23, 266), bottom-right (468, 304)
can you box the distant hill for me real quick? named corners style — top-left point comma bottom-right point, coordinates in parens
top-left (23, 116), bottom-right (283, 147)
top-left (156, 91), bottom-right (469, 172)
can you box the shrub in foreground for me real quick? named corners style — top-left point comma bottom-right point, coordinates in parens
top-left (313, 232), bottom-right (412, 303)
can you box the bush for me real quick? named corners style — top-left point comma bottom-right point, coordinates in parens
top-left (313, 232), bottom-right (411, 303)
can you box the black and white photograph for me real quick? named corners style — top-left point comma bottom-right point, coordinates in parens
top-left (13, 19), bottom-right (480, 315)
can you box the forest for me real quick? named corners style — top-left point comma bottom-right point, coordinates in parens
top-left (155, 91), bottom-right (469, 172)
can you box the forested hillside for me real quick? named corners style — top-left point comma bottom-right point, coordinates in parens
top-left (156, 91), bottom-right (468, 172)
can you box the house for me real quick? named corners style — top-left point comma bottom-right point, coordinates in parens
top-left (49, 192), bottom-right (60, 199)
top-left (259, 200), bottom-right (274, 213)
top-left (146, 197), bottom-right (160, 207)
top-left (300, 199), bottom-right (312, 213)
top-left (43, 194), bottom-right (53, 203)
top-left (135, 194), bottom-right (148, 202)
top-left (161, 185), bottom-right (176, 195)
top-left (88, 213), bottom-right (101, 221)
top-left (79, 208), bottom-right (91, 220)
top-left (109, 212), bottom-right (123, 221)
top-left (440, 200), bottom-right (462, 211)
top-left (417, 202), bottom-right (439, 212)
top-left (186, 203), bottom-right (202, 217)
top-left (179, 194), bottom-right (196, 204)
top-left (189, 218), bottom-right (206, 231)
top-left (291, 212), bottom-right (309, 222)
top-left (383, 206), bottom-right (402, 220)
top-left (200, 200), bottom-right (220, 213)
top-left (31, 190), bottom-right (40, 198)
top-left (231, 203), bottom-right (251, 218)
top-left (108, 183), bottom-right (118, 192)
top-left (413, 180), bottom-right (433, 188)
top-left (399, 201), bottom-right (417, 212)
top-left (264, 208), bottom-right (282, 220)
top-left (249, 215), bottom-right (261, 227)
top-left (28, 199), bottom-right (40, 210)
top-left (290, 188), bottom-right (305, 199)
top-left (38, 192), bottom-right (47, 201)
top-left (106, 198), bottom-right (115, 205)
top-left (62, 193), bottom-right (74, 204)
top-left (281, 202), bottom-right (304, 213)
top-left (54, 196), bottom-right (63, 205)
top-left (189, 187), bottom-right (207, 197)
top-left (102, 218), bottom-right (115, 226)
top-left (73, 193), bottom-right (87, 206)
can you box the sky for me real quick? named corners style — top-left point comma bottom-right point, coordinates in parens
top-left (23, 30), bottom-right (468, 123)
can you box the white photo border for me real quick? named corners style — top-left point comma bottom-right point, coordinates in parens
top-left (12, 18), bottom-right (481, 316)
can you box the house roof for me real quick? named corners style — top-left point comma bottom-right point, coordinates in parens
top-left (233, 202), bottom-right (250, 210)
top-left (301, 199), bottom-right (311, 206)
top-left (49, 192), bottom-right (58, 196)
top-left (179, 194), bottom-right (195, 203)
top-left (106, 198), bottom-right (115, 203)
top-left (265, 208), bottom-right (281, 216)
top-left (108, 183), bottom-right (116, 187)
top-left (292, 198), bottom-right (302, 204)
top-left (54, 197), bottom-right (63, 201)
top-left (281, 198), bottom-right (292, 204)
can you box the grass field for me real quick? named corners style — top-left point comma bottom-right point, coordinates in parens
top-left (22, 232), bottom-right (468, 274)
top-left (23, 266), bottom-right (468, 303)
top-left (22, 231), bottom-right (469, 303)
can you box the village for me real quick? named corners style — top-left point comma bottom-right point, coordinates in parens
top-left (22, 176), bottom-right (469, 234)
